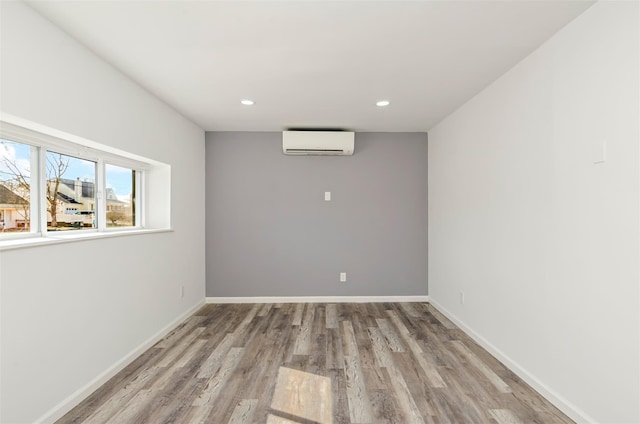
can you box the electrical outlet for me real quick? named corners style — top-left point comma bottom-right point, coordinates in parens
top-left (340, 272), bottom-right (347, 282)
top-left (459, 291), bottom-right (464, 305)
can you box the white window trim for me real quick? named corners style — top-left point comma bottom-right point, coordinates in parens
top-left (30, 144), bottom-right (40, 234)
top-left (0, 115), bottom-right (168, 247)
top-left (97, 159), bottom-right (106, 232)
top-left (101, 161), bottom-right (143, 232)
top-left (0, 228), bottom-right (173, 251)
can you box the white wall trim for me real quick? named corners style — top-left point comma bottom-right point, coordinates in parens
top-left (34, 300), bottom-right (205, 424)
top-left (428, 299), bottom-right (596, 424)
top-left (0, 228), bottom-right (174, 252)
top-left (206, 295), bottom-right (429, 304)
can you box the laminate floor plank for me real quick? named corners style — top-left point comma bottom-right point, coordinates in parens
top-left (326, 304), bottom-right (338, 329)
top-left (141, 370), bottom-right (207, 424)
top-left (343, 355), bottom-right (374, 424)
top-left (349, 315), bottom-right (377, 371)
top-left (387, 310), bottom-right (446, 388)
top-left (328, 369), bottom-right (351, 424)
top-left (375, 318), bottom-right (406, 352)
top-left (155, 315), bottom-right (206, 349)
top-left (490, 408), bottom-right (523, 424)
top-left (341, 320), bottom-right (359, 357)
top-left (80, 365), bottom-right (161, 424)
top-left (325, 328), bottom-right (344, 370)
top-left (227, 399), bottom-right (258, 424)
top-left (425, 304), bottom-right (457, 330)
top-left (400, 302), bottom-right (421, 318)
top-left (199, 306), bottom-right (247, 341)
top-left (193, 303), bottom-right (217, 316)
top-left (197, 332), bottom-right (236, 379)
top-left (291, 303), bottom-right (304, 326)
top-left (368, 389), bottom-right (402, 424)
top-left (367, 327), bottom-right (395, 369)
top-left (361, 362), bottom-right (389, 391)
top-left (436, 364), bottom-right (496, 424)
top-left (257, 303), bottom-right (273, 317)
top-left (307, 331), bottom-right (327, 376)
top-left (232, 304), bottom-right (265, 347)
top-left (385, 365), bottom-right (425, 424)
top-left (193, 347), bottom-right (244, 404)
top-left (353, 304), bottom-right (377, 327)
top-left (388, 303), bottom-right (421, 335)
top-left (450, 340), bottom-right (512, 394)
top-left (174, 338), bottom-right (208, 369)
top-left (293, 304), bottom-right (315, 355)
top-left (57, 303), bottom-right (574, 424)
top-left (188, 347), bottom-right (245, 423)
top-left (104, 389), bottom-right (154, 423)
top-left (157, 327), bottom-right (206, 368)
top-left (405, 378), bottom-right (439, 421)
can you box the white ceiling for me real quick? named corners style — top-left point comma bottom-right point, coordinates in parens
top-left (27, 0), bottom-right (594, 132)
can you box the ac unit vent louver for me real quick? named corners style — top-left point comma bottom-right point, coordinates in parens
top-left (282, 131), bottom-right (355, 156)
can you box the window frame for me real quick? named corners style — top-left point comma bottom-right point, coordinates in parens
top-left (41, 148), bottom-right (99, 235)
top-left (0, 139), bottom-right (39, 239)
top-left (102, 161), bottom-right (143, 231)
top-left (0, 121), bottom-right (149, 241)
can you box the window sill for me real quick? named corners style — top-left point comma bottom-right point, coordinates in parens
top-left (0, 228), bottom-right (173, 251)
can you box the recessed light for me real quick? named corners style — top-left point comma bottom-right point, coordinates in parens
top-left (241, 99), bottom-right (255, 106)
top-left (376, 100), bottom-right (390, 107)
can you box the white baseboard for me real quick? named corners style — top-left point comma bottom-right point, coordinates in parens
top-left (427, 299), bottom-right (596, 424)
top-left (206, 295), bottom-right (429, 304)
top-left (34, 300), bottom-right (205, 424)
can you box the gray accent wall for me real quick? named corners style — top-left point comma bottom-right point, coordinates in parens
top-left (205, 132), bottom-right (428, 297)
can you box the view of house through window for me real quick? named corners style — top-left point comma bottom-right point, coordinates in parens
top-left (46, 151), bottom-right (97, 231)
top-left (1, 124), bottom-right (149, 239)
top-left (105, 164), bottom-right (135, 227)
top-left (0, 139), bottom-right (32, 233)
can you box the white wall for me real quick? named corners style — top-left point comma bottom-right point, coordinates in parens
top-left (0, 2), bottom-right (205, 423)
top-left (428, 2), bottom-right (639, 423)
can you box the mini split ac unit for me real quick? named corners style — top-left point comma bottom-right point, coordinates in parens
top-left (282, 130), bottom-right (355, 155)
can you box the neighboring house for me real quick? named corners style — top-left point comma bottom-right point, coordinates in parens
top-left (56, 177), bottom-right (95, 212)
top-left (0, 178), bottom-right (131, 229)
top-left (0, 184), bottom-right (29, 230)
top-left (51, 178), bottom-right (131, 226)
top-left (105, 187), bottom-right (128, 212)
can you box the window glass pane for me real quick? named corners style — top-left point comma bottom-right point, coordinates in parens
top-left (0, 139), bottom-right (32, 234)
top-left (46, 151), bottom-right (96, 231)
top-left (105, 164), bottom-right (135, 227)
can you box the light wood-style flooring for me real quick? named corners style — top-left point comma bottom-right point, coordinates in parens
top-left (57, 303), bottom-right (573, 423)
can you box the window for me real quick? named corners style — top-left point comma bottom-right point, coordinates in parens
top-left (45, 151), bottom-right (96, 231)
top-left (0, 139), bottom-right (34, 233)
top-left (105, 164), bottom-right (136, 228)
top-left (0, 120), bottom-right (163, 242)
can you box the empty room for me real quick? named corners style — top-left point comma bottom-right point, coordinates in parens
top-left (0, 1), bottom-right (638, 423)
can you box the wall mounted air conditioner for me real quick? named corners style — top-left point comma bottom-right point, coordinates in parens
top-left (282, 130), bottom-right (355, 155)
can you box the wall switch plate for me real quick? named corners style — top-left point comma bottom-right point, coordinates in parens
top-left (593, 140), bottom-right (607, 164)
top-left (340, 272), bottom-right (347, 282)
top-left (325, 191), bottom-right (331, 201)
top-left (459, 291), bottom-right (464, 304)
top-left (180, 286), bottom-right (184, 298)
